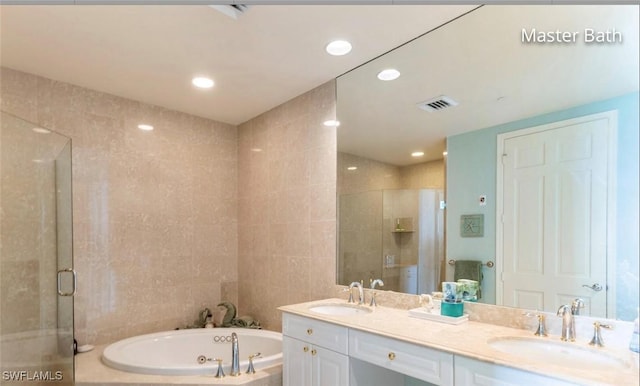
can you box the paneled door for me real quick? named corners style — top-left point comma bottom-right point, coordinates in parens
top-left (497, 111), bottom-right (616, 317)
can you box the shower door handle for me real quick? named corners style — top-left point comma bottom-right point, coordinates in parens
top-left (57, 268), bottom-right (77, 296)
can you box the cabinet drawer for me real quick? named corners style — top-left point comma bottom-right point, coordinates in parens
top-left (454, 356), bottom-right (574, 386)
top-left (349, 329), bottom-right (454, 385)
top-left (282, 313), bottom-right (349, 354)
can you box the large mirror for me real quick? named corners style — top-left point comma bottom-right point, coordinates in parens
top-left (336, 5), bottom-right (639, 321)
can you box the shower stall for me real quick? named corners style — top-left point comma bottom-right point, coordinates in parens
top-left (338, 188), bottom-right (444, 294)
top-left (0, 111), bottom-right (74, 384)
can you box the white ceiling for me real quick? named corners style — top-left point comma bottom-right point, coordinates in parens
top-left (0, 4), bottom-right (476, 125)
top-left (337, 5), bottom-right (640, 166)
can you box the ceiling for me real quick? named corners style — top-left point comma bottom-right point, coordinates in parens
top-left (337, 5), bottom-right (640, 166)
top-left (0, 4), bottom-right (476, 125)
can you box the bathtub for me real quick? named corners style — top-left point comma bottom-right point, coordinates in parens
top-left (102, 328), bottom-right (282, 376)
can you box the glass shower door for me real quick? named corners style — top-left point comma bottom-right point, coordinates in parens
top-left (0, 111), bottom-right (74, 384)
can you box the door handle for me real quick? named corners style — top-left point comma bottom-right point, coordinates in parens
top-left (57, 268), bottom-right (77, 296)
top-left (582, 283), bottom-right (603, 292)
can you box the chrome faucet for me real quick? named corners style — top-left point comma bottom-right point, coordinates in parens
top-left (369, 279), bottom-right (384, 307)
top-left (230, 332), bottom-right (240, 376)
top-left (571, 298), bottom-right (585, 315)
top-left (348, 281), bottom-right (364, 304)
top-left (557, 305), bottom-right (576, 342)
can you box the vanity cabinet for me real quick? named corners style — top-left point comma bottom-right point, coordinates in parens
top-left (350, 329), bottom-right (454, 385)
top-left (454, 356), bottom-right (574, 386)
top-left (282, 313), bottom-right (349, 386)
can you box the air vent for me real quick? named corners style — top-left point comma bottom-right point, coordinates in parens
top-left (209, 4), bottom-right (249, 20)
top-left (416, 95), bottom-right (459, 112)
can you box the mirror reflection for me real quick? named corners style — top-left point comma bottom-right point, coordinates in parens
top-left (336, 5), bottom-right (639, 320)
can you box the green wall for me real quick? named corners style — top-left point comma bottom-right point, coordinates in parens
top-left (446, 92), bottom-right (639, 321)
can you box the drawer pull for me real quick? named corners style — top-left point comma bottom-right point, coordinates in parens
top-left (306, 328), bottom-right (313, 335)
top-left (388, 352), bottom-right (396, 361)
top-left (311, 349), bottom-right (317, 356)
top-left (303, 346), bottom-right (309, 353)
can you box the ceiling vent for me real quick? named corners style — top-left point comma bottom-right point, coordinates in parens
top-left (209, 5), bottom-right (250, 20)
top-left (416, 95), bottom-right (459, 112)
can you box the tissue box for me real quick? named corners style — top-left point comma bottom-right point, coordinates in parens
top-left (441, 301), bottom-right (464, 317)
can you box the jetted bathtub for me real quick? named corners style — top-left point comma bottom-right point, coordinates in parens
top-left (102, 328), bottom-right (282, 376)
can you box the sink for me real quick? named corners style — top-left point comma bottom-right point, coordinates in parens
top-left (488, 337), bottom-right (630, 371)
top-left (308, 303), bottom-right (372, 316)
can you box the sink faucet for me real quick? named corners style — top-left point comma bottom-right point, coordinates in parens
top-left (557, 305), bottom-right (576, 342)
top-left (571, 298), bottom-right (585, 315)
top-left (230, 332), bottom-right (240, 376)
top-left (348, 281), bottom-right (364, 304)
top-left (369, 279), bottom-right (384, 307)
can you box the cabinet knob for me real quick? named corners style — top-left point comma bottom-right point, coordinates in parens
top-left (306, 328), bottom-right (313, 335)
top-left (311, 349), bottom-right (317, 356)
top-left (388, 352), bottom-right (396, 361)
top-left (303, 346), bottom-right (309, 353)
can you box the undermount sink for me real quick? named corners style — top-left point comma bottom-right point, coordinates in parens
top-left (308, 303), bottom-right (372, 316)
top-left (488, 337), bottom-right (630, 371)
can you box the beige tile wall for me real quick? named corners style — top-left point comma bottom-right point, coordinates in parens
top-left (237, 81), bottom-right (337, 331)
top-left (1, 67), bottom-right (238, 345)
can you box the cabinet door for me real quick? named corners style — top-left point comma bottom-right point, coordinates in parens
top-left (312, 345), bottom-right (350, 386)
top-left (283, 336), bottom-right (311, 386)
top-left (455, 356), bottom-right (574, 386)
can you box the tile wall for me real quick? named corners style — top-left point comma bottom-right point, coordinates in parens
top-left (1, 67), bottom-right (238, 345)
top-left (237, 81), bottom-right (338, 331)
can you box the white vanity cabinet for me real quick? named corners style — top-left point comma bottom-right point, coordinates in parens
top-left (350, 329), bottom-right (454, 385)
top-left (454, 356), bottom-right (575, 386)
top-left (282, 313), bottom-right (349, 386)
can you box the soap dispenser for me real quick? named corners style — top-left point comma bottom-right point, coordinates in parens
top-left (630, 308), bottom-right (639, 353)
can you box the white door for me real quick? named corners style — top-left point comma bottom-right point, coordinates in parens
top-left (497, 111), bottom-right (616, 317)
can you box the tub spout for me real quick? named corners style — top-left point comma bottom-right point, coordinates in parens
top-left (231, 332), bottom-right (240, 376)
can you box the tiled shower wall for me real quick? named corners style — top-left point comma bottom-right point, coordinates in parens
top-left (237, 81), bottom-right (337, 331)
top-left (1, 67), bottom-right (238, 345)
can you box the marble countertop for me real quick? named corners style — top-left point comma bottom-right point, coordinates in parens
top-left (279, 298), bottom-right (640, 386)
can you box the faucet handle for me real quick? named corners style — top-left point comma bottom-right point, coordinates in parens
top-left (246, 352), bottom-right (261, 374)
top-left (523, 312), bottom-right (548, 336)
top-left (213, 358), bottom-right (225, 378)
top-left (589, 321), bottom-right (613, 347)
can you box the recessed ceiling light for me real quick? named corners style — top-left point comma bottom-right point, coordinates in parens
top-left (347, 166), bottom-right (358, 171)
top-left (32, 127), bottom-right (51, 134)
top-left (326, 40), bottom-right (352, 56)
top-left (411, 151), bottom-right (424, 157)
top-left (138, 124), bottom-right (154, 131)
top-left (192, 76), bottom-right (214, 89)
top-left (251, 148), bottom-right (263, 152)
top-left (323, 120), bottom-right (341, 127)
top-left (377, 69), bottom-right (401, 81)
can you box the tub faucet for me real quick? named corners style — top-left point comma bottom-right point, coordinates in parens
top-left (231, 332), bottom-right (240, 376)
top-left (557, 304), bottom-right (576, 342)
top-left (348, 281), bottom-right (364, 304)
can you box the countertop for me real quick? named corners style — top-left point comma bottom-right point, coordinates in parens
top-left (279, 298), bottom-right (640, 386)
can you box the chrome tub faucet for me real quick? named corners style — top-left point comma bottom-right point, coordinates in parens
top-left (231, 332), bottom-right (240, 376)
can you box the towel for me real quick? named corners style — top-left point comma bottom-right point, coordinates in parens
top-left (453, 260), bottom-right (483, 299)
top-left (231, 315), bottom-right (262, 329)
top-left (217, 302), bottom-right (237, 327)
top-left (217, 301), bottom-right (262, 329)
